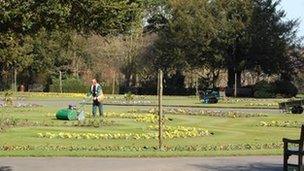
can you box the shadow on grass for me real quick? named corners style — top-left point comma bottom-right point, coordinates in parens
top-left (0, 166), bottom-right (12, 171)
top-left (190, 163), bottom-right (282, 171)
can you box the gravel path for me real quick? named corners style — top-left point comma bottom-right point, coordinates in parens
top-left (0, 156), bottom-right (292, 171)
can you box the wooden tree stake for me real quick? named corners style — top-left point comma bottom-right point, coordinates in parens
top-left (158, 69), bottom-right (163, 150)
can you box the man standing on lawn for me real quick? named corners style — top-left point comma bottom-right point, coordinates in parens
top-left (88, 79), bottom-right (104, 117)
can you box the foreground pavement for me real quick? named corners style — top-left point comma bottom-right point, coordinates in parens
top-left (0, 156), bottom-right (294, 171)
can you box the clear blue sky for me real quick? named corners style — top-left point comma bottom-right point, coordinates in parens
top-left (280, 0), bottom-right (304, 39)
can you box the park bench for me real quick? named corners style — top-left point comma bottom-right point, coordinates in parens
top-left (283, 124), bottom-right (304, 171)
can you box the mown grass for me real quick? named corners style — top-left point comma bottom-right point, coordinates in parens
top-left (0, 97), bottom-right (303, 157)
top-left (0, 92), bottom-right (292, 109)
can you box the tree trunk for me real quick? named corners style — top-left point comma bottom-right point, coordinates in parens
top-left (228, 68), bottom-right (241, 88)
top-left (227, 68), bottom-right (234, 88)
top-left (131, 74), bottom-right (137, 87)
top-left (157, 69), bottom-right (163, 150)
top-left (195, 74), bottom-right (199, 97)
top-left (228, 68), bottom-right (242, 97)
top-left (112, 71), bottom-right (116, 94)
top-left (14, 69), bottom-right (17, 92)
top-left (0, 67), bottom-right (3, 91)
top-left (212, 70), bottom-right (220, 89)
top-left (124, 71), bottom-right (131, 88)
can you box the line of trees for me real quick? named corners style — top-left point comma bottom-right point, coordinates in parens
top-left (0, 0), bottom-right (149, 91)
top-left (1, 0), bottom-right (303, 96)
top-left (150, 0), bottom-right (303, 93)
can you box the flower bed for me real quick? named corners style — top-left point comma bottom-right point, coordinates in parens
top-left (0, 116), bottom-right (114, 131)
top-left (220, 98), bottom-right (284, 104)
top-left (0, 117), bottom-right (39, 132)
top-left (38, 132), bottom-right (158, 140)
top-left (104, 100), bottom-right (152, 105)
top-left (69, 119), bottom-right (114, 127)
top-left (0, 142), bottom-right (283, 152)
top-left (20, 92), bottom-right (85, 98)
top-left (0, 103), bottom-right (43, 108)
top-left (245, 103), bottom-right (278, 107)
top-left (105, 95), bottom-right (149, 100)
top-left (259, 121), bottom-right (303, 128)
top-left (133, 108), bottom-right (267, 118)
top-left (105, 112), bottom-right (166, 123)
top-left (13, 103), bottom-right (43, 108)
top-left (37, 126), bottom-right (211, 140)
top-left (149, 125), bottom-right (211, 139)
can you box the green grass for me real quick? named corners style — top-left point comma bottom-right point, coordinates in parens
top-left (0, 92), bottom-right (293, 109)
top-left (0, 95), bottom-right (303, 157)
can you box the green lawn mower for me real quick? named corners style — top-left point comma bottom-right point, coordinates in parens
top-left (56, 100), bottom-right (87, 121)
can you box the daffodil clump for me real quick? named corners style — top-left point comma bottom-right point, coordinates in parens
top-left (37, 125), bottom-right (211, 140)
top-left (246, 103), bottom-right (277, 107)
top-left (19, 92), bottom-right (85, 98)
top-left (220, 98), bottom-right (283, 104)
top-left (149, 126), bottom-right (211, 139)
top-left (138, 108), bottom-right (267, 118)
top-left (101, 93), bottom-right (151, 105)
top-left (259, 121), bottom-right (303, 128)
top-left (105, 94), bottom-right (149, 100)
top-left (38, 132), bottom-right (157, 140)
top-left (106, 100), bottom-right (152, 105)
top-left (104, 112), bottom-right (159, 123)
top-left (164, 143), bottom-right (284, 151)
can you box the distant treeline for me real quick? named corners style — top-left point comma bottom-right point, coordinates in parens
top-left (1, 0), bottom-right (303, 96)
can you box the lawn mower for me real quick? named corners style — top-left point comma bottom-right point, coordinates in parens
top-left (199, 90), bottom-right (220, 104)
top-left (279, 98), bottom-right (304, 114)
top-left (55, 98), bottom-right (88, 121)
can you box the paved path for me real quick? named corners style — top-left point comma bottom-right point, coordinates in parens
top-left (0, 156), bottom-right (293, 171)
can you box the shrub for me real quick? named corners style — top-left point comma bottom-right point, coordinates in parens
top-left (253, 81), bottom-right (276, 98)
top-left (275, 80), bottom-right (298, 98)
top-left (124, 92), bottom-right (134, 101)
top-left (101, 84), bottom-right (119, 94)
top-left (49, 77), bottom-right (88, 93)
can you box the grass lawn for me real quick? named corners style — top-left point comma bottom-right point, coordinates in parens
top-left (0, 92), bottom-right (293, 109)
top-left (0, 94), bottom-right (303, 157)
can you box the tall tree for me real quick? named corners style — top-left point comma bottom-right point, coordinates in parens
top-left (218, 0), bottom-right (252, 88)
top-left (152, 0), bottom-right (301, 92)
top-left (0, 0), bottom-right (145, 90)
top-left (0, 33), bottom-right (33, 89)
top-left (246, 0), bottom-right (300, 80)
top-left (0, 0), bottom-right (144, 35)
top-left (152, 0), bottom-right (232, 88)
